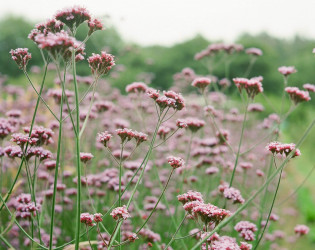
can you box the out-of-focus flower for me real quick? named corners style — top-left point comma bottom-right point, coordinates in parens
top-left (10, 48), bottom-right (32, 70)
top-left (285, 87), bottom-right (311, 104)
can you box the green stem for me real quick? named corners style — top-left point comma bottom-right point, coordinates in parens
top-left (163, 214), bottom-right (187, 249)
top-left (73, 50), bottom-right (82, 250)
top-left (49, 70), bottom-right (64, 250)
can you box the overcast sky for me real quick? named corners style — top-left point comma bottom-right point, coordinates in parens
top-left (2, 0), bottom-right (315, 46)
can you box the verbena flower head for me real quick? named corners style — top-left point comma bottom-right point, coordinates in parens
top-left (35, 18), bottom-right (64, 35)
top-left (246, 47), bottom-right (263, 56)
top-left (176, 119), bottom-right (188, 128)
top-left (211, 236), bottom-right (241, 250)
top-left (266, 141), bottom-right (301, 158)
top-left (285, 87), bottom-right (311, 105)
top-left (192, 202), bottom-right (232, 225)
top-left (294, 225), bottom-right (309, 236)
top-left (97, 131), bottom-right (112, 147)
top-left (155, 90), bottom-right (185, 111)
top-left (34, 31), bottom-right (84, 61)
top-left (223, 187), bottom-right (245, 204)
top-left (278, 66), bottom-right (297, 76)
top-left (177, 190), bottom-right (204, 204)
top-left (233, 77), bottom-right (264, 99)
top-left (44, 160), bottom-right (57, 170)
top-left (303, 83), bottom-right (315, 92)
top-left (11, 133), bottom-right (38, 148)
top-left (167, 156), bottom-right (185, 169)
top-left (4, 146), bottom-right (23, 158)
top-left (88, 18), bottom-right (104, 36)
top-left (191, 77), bottom-right (211, 91)
top-left (0, 118), bottom-right (15, 139)
top-left (110, 205), bottom-right (131, 220)
top-left (146, 88), bottom-right (160, 100)
top-left (88, 51), bottom-right (115, 77)
top-left (55, 6), bottom-right (91, 32)
top-left (80, 152), bottom-right (94, 163)
top-left (235, 221), bottom-right (257, 241)
top-left (126, 82), bottom-right (148, 93)
top-left (93, 213), bottom-right (103, 223)
top-left (80, 213), bottom-right (95, 226)
top-left (10, 48), bottom-right (32, 70)
top-left (183, 117), bottom-right (205, 132)
top-left (23, 126), bottom-right (54, 146)
top-left (240, 242), bottom-right (252, 250)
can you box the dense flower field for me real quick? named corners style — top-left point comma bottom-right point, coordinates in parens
top-left (0, 6), bottom-right (314, 250)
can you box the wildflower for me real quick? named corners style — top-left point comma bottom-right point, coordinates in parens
top-left (278, 66), bottom-right (297, 76)
top-left (182, 117), bottom-right (205, 132)
top-left (23, 126), bottom-right (54, 146)
top-left (97, 131), bottom-right (112, 147)
top-left (88, 51), bottom-right (115, 76)
top-left (11, 133), bottom-right (38, 148)
top-left (240, 242), bottom-right (252, 250)
top-left (146, 88), bottom-right (160, 100)
top-left (205, 166), bottom-right (219, 175)
top-left (191, 77), bottom-right (211, 91)
top-left (233, 77), bottom-right (263, 99)
top-left (211, 236), bottom-right (241, 250)
top-left (192, 203), bottom-right (232, 225)
top-left (177, 190), bottom-right (204, 204)
top-left (246, 48), bottom-right (263, 56)
top-left (80, 213), bottom-right (95, 226)
top-left (285, 87), bottom-right (311, 104)
top-left (294, 225), bottom-right (309, 236)
top-left (164, 90), bottom-right (185, 110)
top-left (10, 48), bottom-right (32, 70)
top-left (35, 18), bottom-right (64, 35)
top-left (110, 205), bottom-right (131, 220)
top-left (94, 101), bottom-right (113, 112)
top-left (133, 131), bottom-right (148, 145)
top-left (34, 31), bottom-right (85, 61)
top-left (235, 221), bottom-right (257, 241)
top-left (127, 233), bottom-right (138, 242)
top-left (223, 187), bottom-right (245, 204)
top-left (80, 152), bottom-right (94, 163)
top-left (303, 83), bottom-right (315, 92)
top-left (138, 228), bottom-right (161, 242)
top-left (266, 141), bottom-right (301, 158)
top-left (216, 129), bottom-right (229, 144)
top-left (88, 18), bottom-right (104, 36)
top-left (248, 103), bottom-right (264, 112)
top-left (116, 128), bottom-right (135, 142)
top-left (44, 160), bottom-right (57, 170)
top-left (93, 213), bottom-right (103, 222)
top-left (126, 82), bottom-right (148, 93)
top-left (167, 156), bottom-right (185, 169)
top-left (176, 119), bottom-right (188, 128)
top-left (55, 6), bottom-right (91, 31)
top-left (6, 110), bottom-right (22, 118)
top-left (4, 146), bottom-right (23, 159)
top-left (47, 89), bottom-right (74, 104)
top-left (158, 126), bottom-right (171, 140)
top-left (219, 78), bottom-right (231, 88)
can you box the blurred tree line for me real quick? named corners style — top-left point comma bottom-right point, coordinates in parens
top-left (1, 16), bottom-right (315, 94)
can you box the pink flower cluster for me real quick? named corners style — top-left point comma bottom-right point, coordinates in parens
top-left (195, 43), bottom-right (244, 60)
top-left (234, 221), bottom-right (258, 241)
top-left (10, 48), bottom-right (32, 70)
top-left (0, 118), bottom-right (15, 139)
top-left (223, 187), bottom-right (245, 204)
top-left (181, 117), bottom-right (205, 132)
top-left (116, 128), bottom-right (148, 145)
top-left (233, 77), bottom-right (263, 99)
top-left (246, 47), bottom-right (263, 56)
top-left (303, 83), bottom-right (315, 92)
top-left (126, 82), bottom-right (148, 93)
top-left (211, 236), bottom-right (243, 250)
top-left (110, 205), bottom-right (131, 220)
top-left (177, 190), bottom-right (204, 204)
top-left (23, 126), bottom-right (54, 146)
top-left (278, 66), bottom-right (297, 76)
top-left (88, 18), bottom-right (104, 36)
top-left (80, 152), bottom-right (94, 163)
top-left (88, 51), bottom-right (115, 76)
top-left (152, 90), bottom-right (185, 111)
top-left (266, 141), bottom-right (301, 158)
top-left (11, 133), bottom-right (38, 148)
top-left (167, 156), bottom-right (185, 169)
top-left (35, 19), bottom-right (64, 35)
top-left (176, 119), bottom-right (188, 128)
top-left (191, 77), bottom-right (211, 90)
top-left (285, 87), bottom-right (311, 104)
top-left (97, 131), bottom-right (112, 147)
top-left (55, 6), bottom-right (91, 30)
top-left (80, 212), bottom-right (103, 226)
top-left (294, 224), bottom-right (310, 236)
top-left (11, 193), bottom-right (41, 219)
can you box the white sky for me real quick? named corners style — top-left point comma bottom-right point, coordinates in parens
top-left (2, 0), bottom-right (315, 46)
